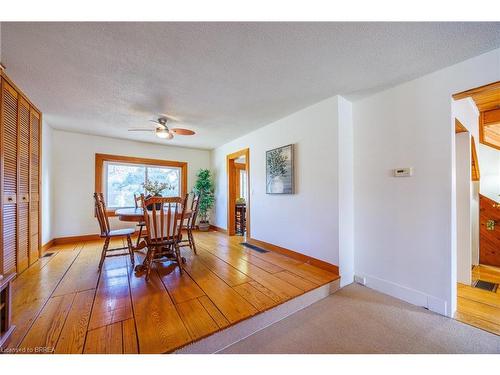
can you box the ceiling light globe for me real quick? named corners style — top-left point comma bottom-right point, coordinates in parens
top-left (155, 128), bottom-right (173, 139)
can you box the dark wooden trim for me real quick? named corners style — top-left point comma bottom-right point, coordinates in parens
top-left (54, 234), bottom-right (102, 245)
top-left (247, 237), bottom-right (339, 274)
top-left (209, 225), bottom-right (227, 234)
top-left (48, 229), bottom-right (142, 246)
top-left (95, 153), bottom-right (188, 215)
top-left (40, 239), bottom-right (55, 254)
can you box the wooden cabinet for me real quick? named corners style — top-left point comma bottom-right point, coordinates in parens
top-left (0, 273), bottom-right (15, 348)
top-left (0, 72), bottom-right (42, 276)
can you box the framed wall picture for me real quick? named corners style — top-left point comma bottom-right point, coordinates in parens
top-left (266, 144), bottom-right (294, 194)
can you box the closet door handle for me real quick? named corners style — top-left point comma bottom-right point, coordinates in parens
top-left (4, 195), bottom-right (17, 204)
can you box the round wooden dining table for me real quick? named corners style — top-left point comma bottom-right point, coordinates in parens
top-left (114, 207), bottom-right (193, 271)
top-left (114, 207), bottom-right (192, 222)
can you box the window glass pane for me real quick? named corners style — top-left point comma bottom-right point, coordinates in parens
top-left (147, 167), bottom-right (180, 197)
top-left (106, 164), bottom-right (145, 208)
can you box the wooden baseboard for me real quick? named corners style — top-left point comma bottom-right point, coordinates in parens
top-left (54, 234), bottom-right (102, 245)
top-left (247, 237), bottom-right (339, 274)
top-left (49, 229), bottom-right (142, 247)
top-left (209, 225), bottom-right (227, 234)
top-left (41, 239), bottom-right (56, 254)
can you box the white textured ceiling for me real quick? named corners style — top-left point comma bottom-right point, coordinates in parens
top-left (2, 22), bottom-right (499, 149)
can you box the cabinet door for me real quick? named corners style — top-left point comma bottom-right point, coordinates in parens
top-left (29, 109), bottom-right (40, 264)
top-left (1, 79), bottom-right (18, 276)
top-left (17, 97), bottom-right (30, 272)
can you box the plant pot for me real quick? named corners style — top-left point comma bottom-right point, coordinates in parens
top-left (198, 221), bottom-right (210, 231)
top-left (269, 176), bottom-right (285, 194)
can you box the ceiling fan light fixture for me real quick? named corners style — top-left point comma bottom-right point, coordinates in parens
top-left (155, 127), bottom-right (174, 139)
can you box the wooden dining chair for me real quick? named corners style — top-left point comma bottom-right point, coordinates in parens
top-left (179, 193), bottom-right (201, 254)
top-left (94, 193), bottom-right (135, 271)
top-left (134, 193), bottom-right (147, 247)
top-left (139, 194), bottom-right (189, 281)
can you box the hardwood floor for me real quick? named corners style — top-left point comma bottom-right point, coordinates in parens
top-left (5, 231), bottom-right (339, 354)
top-left (456, 264), bottom-right (500, 336)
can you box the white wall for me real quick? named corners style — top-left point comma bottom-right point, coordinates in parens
top-left (211, 95), bottom-right (354, 269)
top-left (455, 132), bottom-right (472, 285)
top-left (337, 97), bottom-right (355, 286)
top-left (51, 130), bottom-right (210, 238)
top-left (41, 121), bottom-right (54, 244)
top-left (353, 48), bottom-right (500, 317)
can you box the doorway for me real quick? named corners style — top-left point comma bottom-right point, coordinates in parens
top-left (452, 81), bottom-right (500, 335)
top-left (227, 148), bottom-right (250, 237)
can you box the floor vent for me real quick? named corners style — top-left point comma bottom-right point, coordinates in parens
top-left (473, 280), bottom-right (498, 292)
top-left (240, 242), bottom-right (269, 253)
top-left (43, 252), bottom-right (55, 258)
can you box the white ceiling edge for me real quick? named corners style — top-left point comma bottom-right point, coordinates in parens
top-left (3, 22), bottom-right (499, 150)
top-left (45, 46), bottom-right (500, 153)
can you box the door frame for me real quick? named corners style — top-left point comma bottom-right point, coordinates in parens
top-left (226, 148), bottom-right (250, 236)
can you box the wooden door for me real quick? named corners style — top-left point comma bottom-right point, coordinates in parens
top-left (1, 79), bottom-right (18, 275)
top-left (29, 109), bottom-right (41, 265)
top-left (479, 194), bottom-right (500, 267)
top-left (17, 97), bottom-right (31, 272)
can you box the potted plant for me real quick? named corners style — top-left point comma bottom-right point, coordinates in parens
top-left (193, 169), bottom-right (215, 231)
top-left (142, 180), bottom-right (173, 209)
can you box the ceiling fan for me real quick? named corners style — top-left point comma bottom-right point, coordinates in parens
top-left (128, 116), bottom-right (195, 140)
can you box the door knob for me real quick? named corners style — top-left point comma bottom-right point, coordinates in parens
top-left (486, 219), bottom-right (496, 231)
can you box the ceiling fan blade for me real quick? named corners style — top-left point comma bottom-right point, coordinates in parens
top-left (128, 128), bottom-right (154, 132)
top-left (171, 128), bottom-right (195, 136)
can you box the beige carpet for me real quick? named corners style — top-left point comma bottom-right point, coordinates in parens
top-left (220, 283), bottom-right (500, 354)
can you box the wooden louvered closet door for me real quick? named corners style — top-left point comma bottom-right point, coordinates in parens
top-left (17, 97), bottom-right (31, 271)
top-left (29, 109), bottom-right (41, 265)
top-left (1, 72), bottom-right (42, 276)
top-left (1, 80), bottom-right (18, 276)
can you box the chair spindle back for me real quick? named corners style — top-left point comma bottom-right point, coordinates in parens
top-left (94, 192), bottom-right (111, 236)
top-left (141, 194), bottom-right (189, 241)
top-left (188, 193), bottom-right (201, 229)
top-left (134, 193), bottom-right (142, 209)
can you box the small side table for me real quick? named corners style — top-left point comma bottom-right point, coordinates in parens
top-left (0, 273), bottom-right (16, 349)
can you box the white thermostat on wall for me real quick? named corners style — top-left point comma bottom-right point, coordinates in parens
top-left (393, 167), bottom-right (413, 177)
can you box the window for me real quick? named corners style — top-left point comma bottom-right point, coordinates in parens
top-left (95, 154), bottom-right (187, 212)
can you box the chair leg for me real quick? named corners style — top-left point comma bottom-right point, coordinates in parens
top-left (126, 235), bottom-right (135, 267)
top-left (98, 237), bottom-right (110, 271)
top-left (145, 247), bottom-right (156, 281)
top-left (175, 243), bottom-right (183, 274)
top-left (188, 228), bottom-right (197, 255)
top-left (136, 225), bottom-right (143, 247)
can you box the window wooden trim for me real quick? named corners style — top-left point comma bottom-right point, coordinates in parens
top-left (95, 153), bottom-right (188, 216)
